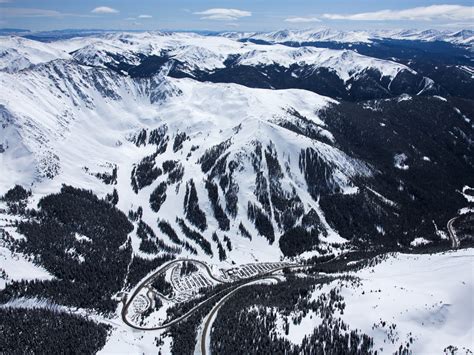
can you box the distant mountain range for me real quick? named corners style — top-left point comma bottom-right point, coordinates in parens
top-left (222, 28), bottom-right (474, 46)
top-left (1, 27), bottom-right (473, 46)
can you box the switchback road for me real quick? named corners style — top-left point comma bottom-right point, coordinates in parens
top-left (121, 259), bottom-right (299, 331)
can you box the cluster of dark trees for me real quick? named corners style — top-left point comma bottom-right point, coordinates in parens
top-left (158, 220), bottom-right (198, 255)
top-left (0, 185), bottom-right (133, 313)
top-left (254, 171), bottom-right (271, 215)
top-left (264, 145), bottom-right (305, 230)
top-left (166, 301), bottom-right (215, 354)
top-left (279, 226), bottom-right (320, 257)
top-left (455, 213), bottom-right (474, 244)
top-left (238, 222), bottom-right (252, 240)
top-left (204, 180), bottom-right (230, 231)
top-left (210, 276), bottom-right (373, 354)
top-left (173, 132), bottom-right (188, 152)
top-left (150, 274), bottom-right (173, 297)
top-left (95, 165), bottom-right (117, 185)
top-left (164, 281), bottom-right (248, 354)
top-left (183, 180), bottom-right (207, 231)
top-left (180, 261), bottom-right (198, 276)
top-left (105, 188), bottom-right (119, 205)
top-left (223, 235), bottom-right (232, 251)
top-left (148, 125), bottom-right (169, 152)
top-left (200, 143), bottom-right (241, 221)
top-left (128, 206), bottom-right (143, 221)
top-left (223, 169), bottom-right (239, 218)
top-left (162, 160), bottom-right (178, 173)
top-left (1, 184), bottom-right (31, 214)
top-left (131, 125), bottom-right (169, 153)
top-left (131, 128), bottom-right (148, 147)
top-left (198, 138), bottom-right (231, 173)
top-left (149, 182), bottom-right (167, 212)
top-left (176, 218), bottom-right (212, 256)
top-left (160, 273), bottom-right (373, 355)
top-left (248, 202), bottom-right (275, 244)
top-left (136, 220), bottom-right (181, 255)
top-left (0, 308), bottom-right (110, 354)
top-left (162, 160), bottom-right (184, 184)
top-left (125, 254), bottom-right (174, 289)
top-left (2, 184), bottom-right (31, 202)
top-left (299, 147), bottom-right (338, 197)
top-left (131, 153), bottom-right (162, 193)
top-left (212, 232), bottom-right (227, 261)
top-left (318, 96), bottom-right (473, 248)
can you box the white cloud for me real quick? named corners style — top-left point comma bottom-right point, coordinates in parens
top-left (194, 8), bottom-right (251, 21)
top-left (138, 14), bottom-right (152, 19)
top-left (91, 6), bottom-right (119, 14)
top-left (285, 17), bottom-right (321, 23)
top-left (0, 7), bottom-right (66, 17)
top-left (323, 5), bottom-right (474, 21)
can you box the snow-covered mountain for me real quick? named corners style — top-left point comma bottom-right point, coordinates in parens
top-left (45, 31), bottom-right (412, 80)
top-left (221, 28), bottom-right (474, 46)
top-left (0, 31), bottom-right (472, 263)
top-left (41, 32), bottom-right (436, 101)
top-left (0, 54), bottom-right (367, 262)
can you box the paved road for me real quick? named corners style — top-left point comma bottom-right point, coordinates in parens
top-left (447, 217), bottom-right (460, 248)
top-left (121, 259), bottom-right (298, 331)
top-left (121, 256), bottom-right (339, 333)
top-left (121, 258), bottom-right (224, 330)
top-left (199, 276), bottom-right (281, 355)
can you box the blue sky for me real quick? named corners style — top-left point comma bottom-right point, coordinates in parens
top-left (0, 0), bottom-right (473, 31)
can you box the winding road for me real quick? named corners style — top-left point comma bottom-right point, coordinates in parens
top-left (120, 218), bottom-right (464, 353)
top-left (120, 259), bottom-right (300, 331)
top-left (199, 276), bottom-right (281, 355)
top-left (121, 259), bottom-right (227, 331)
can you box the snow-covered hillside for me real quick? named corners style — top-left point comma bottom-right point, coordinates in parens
top-left (337, 250), bottom-right (474, 354)
top-left (0, 51), bottom-right (375, 264)
top-left (246, 249), bottom-right (474, 355)
top-left (0, 36), bottom-right (70, 72)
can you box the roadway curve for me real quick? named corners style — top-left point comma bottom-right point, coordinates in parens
top-left (121, 255), bottom-right (340, 332)
top-left (199, 276), bottom-right (281, 355)
top-left (121, 259), bottom-right (298, 331)
top-left (121, 259), bottom-right (225, 330)
top-left (447, 217), bottom-right (460, 248)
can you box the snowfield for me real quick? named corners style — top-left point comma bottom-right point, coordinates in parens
top-left (340, 250), bottom-right (474, 354)
top-left (277, 249), bottom-right (474, 354)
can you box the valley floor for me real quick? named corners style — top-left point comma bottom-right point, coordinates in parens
top-left (99, 248), bottom-right (473, 354)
